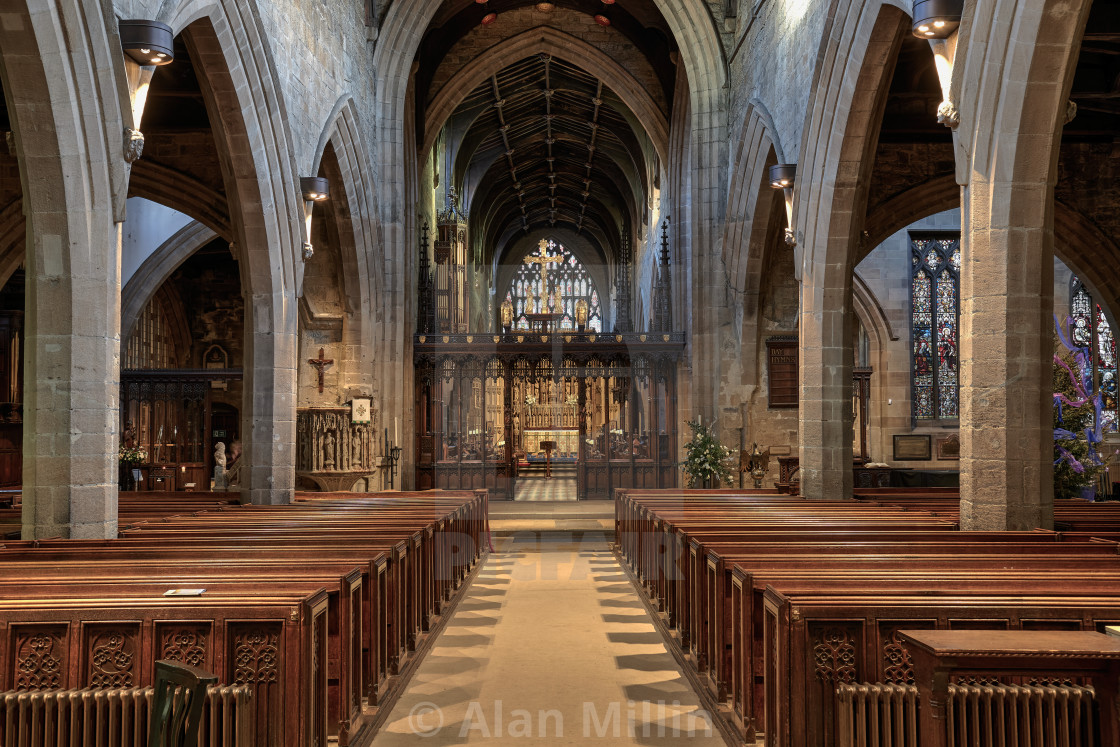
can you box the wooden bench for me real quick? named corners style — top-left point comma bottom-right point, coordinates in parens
top-left (0, 590), bottom-right (330, 747)
top-left (615, 489), bottom-right (1120, 746)
top-left (0, 490), bottom-right (488, 746)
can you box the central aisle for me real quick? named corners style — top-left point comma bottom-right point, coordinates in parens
top-left (372, 537), bottom-right (725, 745)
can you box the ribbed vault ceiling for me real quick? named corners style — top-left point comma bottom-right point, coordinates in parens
top-left (453, 54), bottom-right (649, 266)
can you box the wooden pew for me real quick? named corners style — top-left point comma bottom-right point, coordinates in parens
top-left (0, 590), bottom-right (330, 747)
top-left (760, 587), bottom-right (1120, 747)
top-left (0, 490), bottom-right (488, 746)
top-left (615, 489), bottom-right (1120, 746)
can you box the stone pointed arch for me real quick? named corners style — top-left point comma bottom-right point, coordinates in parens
top-left (949, 0), bottom-right (1092, 529)
top-left (421, 26), bottom-right (670, 167)
top-left (312, 97), bottom-right (382, 317)
top-left (303, 96), bottom-right (382, 398)
top-left (128, 160), bottom-right (233, 239)
top-left (792, 1), bottom-right (910, 502)
top-left (862, 174), bottom-right (960, 257)
top-left (1054, 201), bottom-right (1120, 332)
top-left (121, 220), bottom-right (219, 340)
top-left (373, 0), bottom-right (728, 487)
top-left (0, 0), bottom-right (127, 538)
top-left (716, 102), bottom-right (786, 444)
top-left (152, 0), bottom-right (305, 504)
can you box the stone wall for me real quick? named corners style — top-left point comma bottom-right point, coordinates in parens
top-left (728, 0), bottom-right (828, 161)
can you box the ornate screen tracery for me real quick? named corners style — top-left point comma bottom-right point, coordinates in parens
top-left (504, 239), bottom-right (602, 332)
top-left (1070, 276), bottom-right (1118, 432)
top-left (910, 235), bottom-right (960, 421)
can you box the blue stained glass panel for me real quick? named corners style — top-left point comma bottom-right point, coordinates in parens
top-left (911, 236), bottom-right (960, 421)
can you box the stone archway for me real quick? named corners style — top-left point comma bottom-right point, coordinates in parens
top-left (0, 0), bottom-right (128, 538)
top-left (160, 4), bottom-right (305, 504)
top-left (372, 1), bottom-right (730, 484)
top-left (303, 97), bottom-right (383, 401)
top-left (121, 220), bottom-right (219, 339)
top-left (717, 102), bottom-right (787, 449)
top-left (793, 2), bottom-right (910, 499)
top-left (951, 0), bottom-right (1093, 529)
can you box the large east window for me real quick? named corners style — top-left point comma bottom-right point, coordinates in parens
top-left (910, 234), bottom-right (960, 422)
top-left (504, 239), bottom-right (602, 332)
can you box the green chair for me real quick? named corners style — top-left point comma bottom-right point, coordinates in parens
top-left (148, 660), bottom-right (218, 747)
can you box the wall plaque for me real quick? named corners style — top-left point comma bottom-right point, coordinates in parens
top-left (936, 434), bottom-right (960, 461)
top-left (893, 434), bottom-right (932, 461)
top-left (766, 336), bottom-right (798, 408)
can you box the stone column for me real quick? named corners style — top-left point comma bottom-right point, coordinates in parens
top-left (958, 183), bottom-right (1054, 530)
top-left (798, 281), bottom-right (854, 500)
top-left (22, 214), bottom-right (121, 539)
top-left (241, 291), bottom-right (298, 505)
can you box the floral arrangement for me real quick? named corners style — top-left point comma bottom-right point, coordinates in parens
top-left (525, 394), bottom-right (537, 406)
top-left (118, 444), bottom-right (147, 465)
top-left (1053, 315), bottom-right (1106, 498)
top-left (681, 418), bottom-right (733, 488)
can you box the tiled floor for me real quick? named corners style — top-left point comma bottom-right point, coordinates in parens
top-left (371, 536), bottom-right (724, 745)
top-left (513, 476), bottom-right (578, 501)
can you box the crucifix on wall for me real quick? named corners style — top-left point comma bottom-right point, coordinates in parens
top-left (308, 347), bottom-right (334, 394)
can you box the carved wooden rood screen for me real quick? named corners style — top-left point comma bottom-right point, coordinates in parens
top-left (414, 334), bottom-right (684, 499)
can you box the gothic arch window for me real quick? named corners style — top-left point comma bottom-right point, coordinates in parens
top-left (1069, 276), bottom-right (1118, 432)
top-left (910, 234), bottom-right (960, 422)
top-left (504, 239), bottom-right (602, 332)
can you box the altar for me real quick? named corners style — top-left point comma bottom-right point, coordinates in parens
top-left (524, 429), bottom-right (578, 457)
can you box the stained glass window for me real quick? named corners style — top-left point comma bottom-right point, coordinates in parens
top-left (1069, 277), bottom-right (1118, 432)
top-left (504, 239), bottom-right (602, 332)
top-left (910, 236), bottom-right (960, 421)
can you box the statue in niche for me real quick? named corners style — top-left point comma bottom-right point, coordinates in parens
top-left (324, 430), bottom-right (336, 470)
top-left (352, 428), bottom-right (363, 468)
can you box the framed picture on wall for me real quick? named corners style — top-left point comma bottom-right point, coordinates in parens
top-left (893, 434), bottom-right (931, 461)
top-left (936, 434), bottom-right (960, 460)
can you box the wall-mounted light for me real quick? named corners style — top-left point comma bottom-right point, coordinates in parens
top-left (912, 0), bottom-right (963, 39)
top-left (535, 2), bottom-right (555, 10)
top-left (300, 176), bottom-right (330, 261)
top-left (120, 20), bottom-right (175, 163)
top-left (594, 14), bottom-right (611, 26)
top-left (119, 20), bottom-right (175, 65)
top-left (768, 164), bottom-right (797, 247)
top-left (768, 164), bottom-right (796, 189)
top-left (301, 177), bottom-right (330, 202)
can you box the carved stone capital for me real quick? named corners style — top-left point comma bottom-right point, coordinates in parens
top-left (3, 131), bottom-right (13, 156)
top-left (937, 99), bottom-right (960, 128)
top-left (302, 241), bottom-right (314, 261)
top-left (124, 128), bottom-right (145, 163)
top-left (1064, 99), bottom-right (1078, 126)
top-left (784, 227), bottom-right (797, 248)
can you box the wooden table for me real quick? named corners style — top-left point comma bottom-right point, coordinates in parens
top-left (900, 629), bottom-right (1120, 747)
